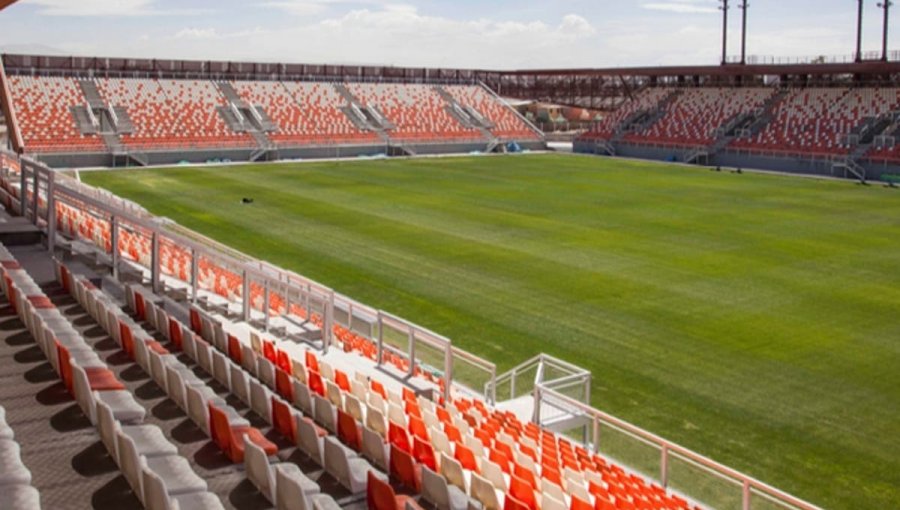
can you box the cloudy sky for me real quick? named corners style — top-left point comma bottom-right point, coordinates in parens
top-left (0, 0), bottom-right (894, 69)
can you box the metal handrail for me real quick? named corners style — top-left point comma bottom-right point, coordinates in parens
top-left (534, 386), bottom-right (824, 510)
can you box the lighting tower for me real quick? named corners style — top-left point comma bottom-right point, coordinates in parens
top-left (878, 1), bottom-right (893, 61)
top-left (720, 0), bottom-right (730, 65)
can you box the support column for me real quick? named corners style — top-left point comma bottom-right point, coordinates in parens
top-left (443, 342), bottom-right (452, 403)
top-left (660, 445), bottom-right (670, 488)
top-left (263, 280), bottom-right (270, 332)
top-left (407, 329), bottom-right (416, 377)
top-left (856, 0), bottom-right (865, 62)
top-left (151, 232), bottom-right (160, 293)
top-left (880, 1), bottom-right (893, 62)
top-left (376, 312), bottom-right (384, 367)
top-left (241, 269), bottom-right (250, 321)
top-left (720, 0), bottom-right (730, 65)
top-left (190, 249), bottom-right (199, 303)
top-left (31, 167), bottom-right (38, 224)
top-left (110, 216), bottom-right (119, 279)
top-left (739, 0), bottom-right (749, 65)
top-left (323, 296), bottom-right (333, 354)
top-left (46, 172), bottom-right (56, 252)
top-left (18, 161), bottom-right (26, 218)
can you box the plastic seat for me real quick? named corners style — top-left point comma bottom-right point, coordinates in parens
top-left (569, 496), bottom-right (593, 510)
top-left (323, 435), bottom-right (374, 495)
top-left (230, 364), bottom-right (251, 404)
top-left (249, 378), bottom-right (273, 422)
top-left (272, 396), bottom-right (298, 444)
top-left (337, 408), bottom-right (362, 451)
top-left (503, 495), bottom-right (529, 510)
top-left (2, 485), bottom-right (42, 510)
top-left (389, 442), bottom-right (421, 491)
top-left (367, 470), bottom-right (413, 510)
top-left (454, 444), bottom-right (479, 472)
top-left (208, 403), bottom-right (275, 463)
top-left (440, 452), bottom-right (467, 493)
top-left (413, 436), bottom-right (438, 472)
top-left (469, 472), bottom-right (501, 510)
top-left (362, 425), bottom-right (389, 470)
top-left (509, 475), bottom-right (538, 510)
top-left (297, 415), bottom-right (326, 466)
top-left (276, 368), bottom-right (294, 401)
top-left (0, 440), bottom-right (32, 486)
top-left (274, 463), bottom-right (323, 510)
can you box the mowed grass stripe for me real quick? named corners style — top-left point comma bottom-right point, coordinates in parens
top-left (84, 155), bottom-right (900, 509)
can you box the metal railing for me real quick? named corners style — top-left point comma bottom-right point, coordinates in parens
top-left (0, 148), bottom-right (498, 403)
top-left (534, 387), bottom-right (824, 510)
top-left (726, 50), bottom-right (900, 65)
top-left (0, 148), bottom-right (829, 510)
top-left (488, 353), bottom-right (591, 405)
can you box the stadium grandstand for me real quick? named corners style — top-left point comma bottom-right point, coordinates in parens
top-left (0, 1), bottom-right (898, 510)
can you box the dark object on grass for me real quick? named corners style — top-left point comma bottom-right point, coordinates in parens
top-left (242, 198), bottom-right (254, 204)
top-left (737, 168), bottom-right (743, 174)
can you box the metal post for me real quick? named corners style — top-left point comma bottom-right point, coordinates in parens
top-left (661, 445), bottom-right (670, 488)
top-left (531, 385), bottom-right (541, 424)
top-left (150, 232), bottom-right (160, 293)
top-left (241, 269), bottom-right (250, 321)
top-left (46, 172), bottom-right (56, 252)
top-left (856, 0), bottom-right (865, 62)
top-left (18, 158), bottom-right (25, 217)
top-left (739, 0), bottom-right (749, 65)
top-left (742, 480), bottom-right (752, 510)
top-left (31, 168), bottom-right (38, 224)
top-left (879, 1), bottom-right (893, 62)
top-left (324, 297), bottom-right (333, 354)
top-left (720, 0), bottom-right (730, 65)
top-left (110, 216), bottom-right (119, 278)
top-left (592, 416), bottom-right (600, 453)
top-left (263, 280), bottom-right (270, 332)
top-left (304, 284), bottom-right (310, 318)
top-left (376, 311), bottom-right (384, 367)
top-left (407, 328), bottom-right (416, 377)
top-left (190, 248), bottom-right (198, 302)
top-left (284, 281), bottom-right (291, 318)
top-left (490, 367), bottom-right (497, 404)
top-left (443, 343), bottom-right (452, 403)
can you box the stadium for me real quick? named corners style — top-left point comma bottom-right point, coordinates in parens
top-left (0, 1), bottom-right (897, 510)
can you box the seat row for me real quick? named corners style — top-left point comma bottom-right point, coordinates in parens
top-left (7, 75), bottom-right (540, 154)
top-left (122, 281), bottom-right (352, 510)
top-left (0, 246), bottom-right (42, 510)
top-left (50, 214), bottom-right (698, 510)
top-left (52, 261), bottom-right (227, 510)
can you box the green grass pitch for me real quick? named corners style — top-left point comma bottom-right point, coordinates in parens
top-left (83, 154), bottom-right (900, 509)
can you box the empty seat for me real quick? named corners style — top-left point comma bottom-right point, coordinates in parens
top-left (323, 435), bottom-right (376, 495)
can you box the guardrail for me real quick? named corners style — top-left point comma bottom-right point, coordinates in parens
top-left (534, 386), bottom-right (824, 510)
top-left (489, 353), bottom-right (591, 405)
top-left (0, 148), bottom-right (828, 510)
top-left (0, 148), bottom-right (498, 403)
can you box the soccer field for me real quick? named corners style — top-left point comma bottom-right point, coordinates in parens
top-left (83, 154), bottom-right (900, 509)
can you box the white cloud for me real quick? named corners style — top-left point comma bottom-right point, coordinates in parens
top-left (260, 0), bottom-right (387, 16)
top-left (642, 1), bottom-right (719, 14)
top-left (174, 27), bottom-right (219, 40)
top-left (23, 0), bottom-right (205, 16)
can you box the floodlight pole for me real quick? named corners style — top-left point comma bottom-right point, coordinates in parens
top-left (720, 0), bottom-right (730, 65)
top-left (739, 0), bottom-right (749, 65)
top-left (878, 1), bottom-right (893, 62)
top-left (856, 0), bottom-right (865, 62)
